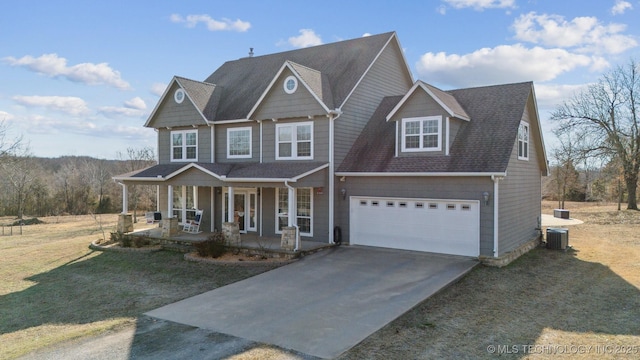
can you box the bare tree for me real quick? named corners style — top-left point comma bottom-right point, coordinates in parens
top-left (549, 129), bottom-right (583, 208)
top-left (0, 120), bottom-right (23, 162)
top-left (552, 59), bottom-right (640, 210)
top-left (117, 147), bottom-right (156, 222)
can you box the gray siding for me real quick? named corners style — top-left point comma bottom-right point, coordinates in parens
top-left (157, 126), bottom-right (211, 164)
top-left (149, 83), bottom-right (208, 129)
top-left (261, 118), bottom-right (329, 163)
top-left (448, 117), bottom-right (464, 152)
top-left (214, 123), bottom-right (260, 163)
top-left (338, 176), bottom-right (495, 256)
top-left (498, 95), bottom-right (543, 255)
top-left (252, 70), bottom-right (328, 121)
top-left (389, 90), bottom-right (450, 157)
top-left (334, 40), bottom-right (412, 168)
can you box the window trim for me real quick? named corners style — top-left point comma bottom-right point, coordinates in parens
top-left (275, 187), bottom-right (313, 237)
top-left (275, 121), bottom-right (313, 160)
top-left (401, 116), bottom-right (442, 152)
top-left (518, 122), bottom-right (530, 161)
top-left (172, 185), bottom-right (198, 225)
top-left (283, 75), bottom-right (298, 94)
top-left (227, 126), bottom-right (252, 159)
top-left (170, 129), bottom-right (198, 162)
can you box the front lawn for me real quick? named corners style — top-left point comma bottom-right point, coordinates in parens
top-left (0, 215), bottom-right (274, 359)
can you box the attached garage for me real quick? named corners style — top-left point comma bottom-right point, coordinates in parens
top-left (349, 196), bottom-right (480, 257)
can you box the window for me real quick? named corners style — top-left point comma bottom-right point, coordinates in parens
top-left (401, 116), bottom-right (442, 152)
top-left (172, 185), bottom-right (197, 224)
top-left (283, 75), bottom-right (298, 94)
top-left (276, 187), bottom-right (313, 236)
top-left (171, 130), bottom-right (197, 162)
top-left (518, 122), bottom-right (529, 160)
top-left (227, 127), bottom-right (252, 158)
top-left (276, 122), bottom-right (313, 160)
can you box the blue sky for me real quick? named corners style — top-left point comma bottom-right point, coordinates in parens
top-left (1, 0), bottom-right (639, 159)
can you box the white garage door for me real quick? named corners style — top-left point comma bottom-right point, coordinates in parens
top-left (349, 196), bottom-right (479, 257)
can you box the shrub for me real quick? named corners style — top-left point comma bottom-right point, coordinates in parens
top-left (132, 236), bottom-right (150, 248)
top-left (193, 232), bottom-right (227, 258)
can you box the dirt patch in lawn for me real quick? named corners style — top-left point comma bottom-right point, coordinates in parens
top-left (340, 201), bottom-right (640, 359)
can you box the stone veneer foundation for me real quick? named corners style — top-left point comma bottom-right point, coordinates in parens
top-left (479, 236), bottom-right (541, 267)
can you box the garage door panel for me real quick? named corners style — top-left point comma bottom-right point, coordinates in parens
top-left (350, 197), bottom-right (479, 257)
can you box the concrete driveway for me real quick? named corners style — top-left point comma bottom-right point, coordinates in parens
top-left (146, 246), bottom-right (478, 359)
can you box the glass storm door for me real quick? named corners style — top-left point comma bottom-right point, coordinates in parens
top-left (224, 189), bottom-right (257, 233)
top-left (234, 193), bottom-right (246, 232)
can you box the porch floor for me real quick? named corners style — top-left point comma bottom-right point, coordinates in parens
top-left (131, 225), bottom-right (334, 253)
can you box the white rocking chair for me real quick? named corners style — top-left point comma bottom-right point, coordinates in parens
top-left (182, 209), bottom-right (203, 234)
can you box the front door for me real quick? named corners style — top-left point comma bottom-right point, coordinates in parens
top-left (224, 189), bottom-right (257, 233)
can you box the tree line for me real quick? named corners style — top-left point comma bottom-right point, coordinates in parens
top-left (0, 132), bottom-right (156, 219)
top-left (550, 58), bottom-right (640, 210)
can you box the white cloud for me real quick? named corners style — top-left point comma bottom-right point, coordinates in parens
top-left (3, 53), bottom-right (131, 90)
top-left (97, 106), bottom-right (145, 118)
top-left (12, 95), bottom-right (90, 116)
top-left (416, 44), bottom-right (594, 88)
top-left (611, 0), bottom-right (633, 15)
top-left (512, 12), bottom-right (637, 55)
top-left (533, 83), bottom-right (589, 111)
top-left (442, 0), bottom-right (515, 10)
top-left (0, 110), bottom-right (15, 121)
top-left (288, 29), bottom-right (323, 48)
top-left (124, 96), bottom-right (146, 110)
top-left (151, 83), bottom-right (168, 96)
top-left (170, 14), bottom-right (250, 32)
top-left (17, 114), bottom-right (97, 135)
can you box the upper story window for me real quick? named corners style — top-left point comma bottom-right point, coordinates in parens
top-left (171, 130), bottom-right (197, 162)
top-left (276, 122), bottom-right (313, 160)
top-left (518, 122), bottom-right (529, 160)
top-left (401, 116), bottom-right (442, 152)
top-left (227, 127), bottom-right (252, 158)
top-left (283, 76), bottom-right (298, 94)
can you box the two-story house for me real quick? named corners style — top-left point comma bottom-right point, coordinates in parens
top-left (115, 32), bottom-right (548, 265)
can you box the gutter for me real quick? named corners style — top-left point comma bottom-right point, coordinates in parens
top-left (335, 171), bottom-right (508, 177)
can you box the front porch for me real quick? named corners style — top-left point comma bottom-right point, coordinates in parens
top-left (129, 225), bottom-right (335, 258)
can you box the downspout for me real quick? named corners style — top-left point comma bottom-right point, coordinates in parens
top-left (491, 174), bottom-right (504, 257)
top-left (259, 120), bottom-right (263, 163)
top-left (284, 180), bottom-right (299, 251)
top-left (328, 108), bottom-right (342, 244)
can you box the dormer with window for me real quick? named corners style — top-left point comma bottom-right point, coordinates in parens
top-left (387, 81), bottom-right (469, 157)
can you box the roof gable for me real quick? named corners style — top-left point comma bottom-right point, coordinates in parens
top-left (144, 76), bottom-right (216, 128)
top-left (387, 80), bottom-right (470, 121)
top-left (204, 32), bottom-right (407, 121)
top-left (247, 61), bottom-right (332, 120)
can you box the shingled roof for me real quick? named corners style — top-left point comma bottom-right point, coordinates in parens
top-left (115, 162), bottom-right (328, 182)
top-left (338, 81), bottom-right (535, 173)
top-left (203, 32), bottom-right (398, 121)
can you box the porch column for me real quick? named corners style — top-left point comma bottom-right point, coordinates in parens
top-left (228, 186), bottom-right (235, 223)
top-left (287, 186), bottom-right (295, 227)
top-left (167, 185), bottom-right (173, 217)
top-left (120, 183), bottom-right (128, 214)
